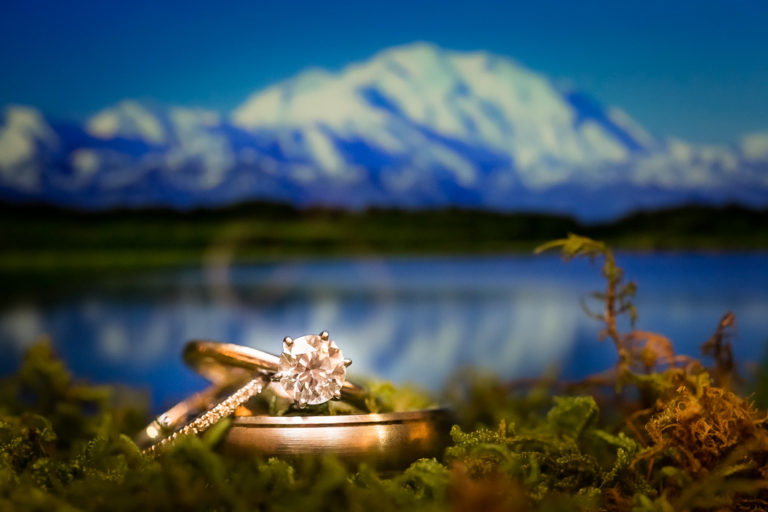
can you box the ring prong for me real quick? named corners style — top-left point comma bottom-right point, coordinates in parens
top-left (272, 372), bottom-right (283, 381)
top-left (283, 336), bottom-right (294, 348)
top-left (320, 330), bottom-right (329, 340)
top-left (298, 399), bottom-right (307, 409)
top-left (344, 359), bottom-right (352, 367)
top-left (333, 390), bottom-right (341, 400)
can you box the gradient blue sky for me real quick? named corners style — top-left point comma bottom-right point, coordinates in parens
top-left (1, 0), bottom-right (766, 143)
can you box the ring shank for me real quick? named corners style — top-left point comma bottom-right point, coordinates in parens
top-left (134, 383), bottom-right (226, 449)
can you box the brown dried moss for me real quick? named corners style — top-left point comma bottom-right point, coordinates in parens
top-left (644, 385), bottom-right (764, 477)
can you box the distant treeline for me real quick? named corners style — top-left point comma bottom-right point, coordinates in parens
top-left (0, 201), bottom-right (766, 274)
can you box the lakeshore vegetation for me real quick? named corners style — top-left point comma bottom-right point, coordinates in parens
top-left (1, 202), bottom-right (766, 277)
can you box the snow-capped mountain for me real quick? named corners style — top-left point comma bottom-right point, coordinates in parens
top-left (233, 44), bottom-right (657, 187)
top-left (1, 42), bottom-right (767, 219)
top-left (0, 106), bottom-right (60, 192)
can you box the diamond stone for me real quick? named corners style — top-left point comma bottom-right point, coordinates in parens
top-left (278, 333), bottom-right (347, 406)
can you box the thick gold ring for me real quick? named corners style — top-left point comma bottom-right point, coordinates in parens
top-left (183, 338), bottom-right (369, 409)
top-left (223, 409), bottom-right (453, 468)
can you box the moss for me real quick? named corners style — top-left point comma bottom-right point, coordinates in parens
top-left (2, 235), bottom-right (768, 511)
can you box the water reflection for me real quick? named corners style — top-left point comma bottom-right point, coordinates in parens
top-left (1, 253), bottom-right (767, 411)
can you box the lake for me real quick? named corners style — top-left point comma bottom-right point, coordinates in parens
top-left (1, 252), bottom-right (767, 411)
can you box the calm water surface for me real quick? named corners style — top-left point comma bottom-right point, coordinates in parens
top-left (1, 252), bottom-right (767, 411)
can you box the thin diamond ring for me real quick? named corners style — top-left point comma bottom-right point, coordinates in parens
top-left (139, 375), bottom-right (269, 456)
top-left (137, 331), bottom-right (365, 454)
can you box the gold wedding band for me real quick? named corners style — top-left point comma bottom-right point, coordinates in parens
top-left (223, 409), bottom-right (453, 468)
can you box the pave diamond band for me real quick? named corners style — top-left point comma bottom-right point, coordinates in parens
top-left (134, 382), bottom-right (230, 450)
top-left (140, 376), bottom-right (268, 456)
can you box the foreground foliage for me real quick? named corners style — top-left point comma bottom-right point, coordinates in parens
top-left (2, 235), bottom-right (767, 511)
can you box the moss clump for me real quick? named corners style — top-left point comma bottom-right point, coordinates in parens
top-left (636, 384), bottom-right (768, 511)
top-left (445, 396), bottom-right (643, 510)
top-left (2, 235), bottom-right (768, 511)
top-left (645, 385), bottom-right (763, 477)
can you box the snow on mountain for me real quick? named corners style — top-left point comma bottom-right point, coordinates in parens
top-left (87, 100), bottom-right (169, 144)
top-left (741, 133), bottom-right (768, 163)
top-left (0, 42), bottom-right (766, 218)
top-left (232, 43), bottom-right (655, 190)
top-left (80, 102), bottom-right (238, 192)
top-left (0, 105), bottom-right (58, 192)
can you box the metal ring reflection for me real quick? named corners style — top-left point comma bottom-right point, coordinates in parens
top-left (223, 409), bottom-right (454, 468)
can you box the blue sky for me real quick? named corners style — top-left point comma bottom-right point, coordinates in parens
top-left (0, 0), bottom-right (766, 144)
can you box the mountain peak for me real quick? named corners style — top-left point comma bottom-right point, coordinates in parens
top-left (87, 100), bottom-right (167, 144)
top-left (741, 132), bottom-right (768, 162)
top-left (0, 105), bottom-right (57, 159)
top-left (0, 105), bottom-right (58, 191)
top-left (372, 40), bottom-right (447, 67)
top-left (230, 43), bottom-right (652, 185)
top-left (1, 105), bottom-right (55, 141)
top-left (0, 44), bottom-right (766, 218)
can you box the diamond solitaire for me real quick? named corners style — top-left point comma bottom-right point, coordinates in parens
top-left (277, 331), bottom-right (351, 407)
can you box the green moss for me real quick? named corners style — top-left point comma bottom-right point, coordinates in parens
top-left (2, 235), bottom-right (768, 511)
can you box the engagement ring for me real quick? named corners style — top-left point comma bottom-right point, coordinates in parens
top-left (139, 331), bottom-right (364, 453)
top-left (184, 331), bottom-right (368, 409)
